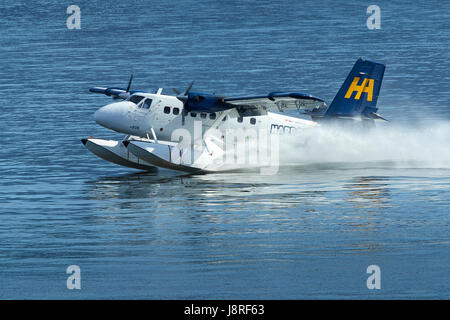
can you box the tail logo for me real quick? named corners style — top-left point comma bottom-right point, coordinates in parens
top-left (344, 77), bottom-right (374, 101)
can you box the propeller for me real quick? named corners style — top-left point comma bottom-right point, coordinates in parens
top-left (112, 73), bottom-right (134, 100)
top-left (170, 82), bottom-right (229, 120)
top-left (171, 80), bottom-right (195, 102)
top-left (126, 73), bottom-right (134, 93)
top-left (184, 80), bottom-right (194, 96)
top-left (171, 88), bottom-right (181, 95)
top-left (171, 81), bottom-right (229, 110)
top-left (171, 81), bottom-right (195, 125)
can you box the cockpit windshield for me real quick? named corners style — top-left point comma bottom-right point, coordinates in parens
top-left (129, 94), bottom-right (145, 105)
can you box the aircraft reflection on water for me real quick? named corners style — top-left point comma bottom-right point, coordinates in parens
top-left (344, 176), bottom-right (391, 210)
top-left (85, 165), bottom-right (393, 216)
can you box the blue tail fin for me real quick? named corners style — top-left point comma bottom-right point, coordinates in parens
top-left (324, 57), bottom-right (386, 120)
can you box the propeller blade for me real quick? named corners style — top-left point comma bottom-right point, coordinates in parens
top-left (176, 95), bottom-right (188, 102)
top-left (183, 80), bottom-right (194, 96)
top-left (171, 88), bottom-right (181, 95)
top-left (126, 73), bottom-right (134, 93)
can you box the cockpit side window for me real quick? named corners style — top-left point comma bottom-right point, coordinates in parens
top-left (129, 95), bottom-right (145, 105)
top-left (143, 98), bottom-right (153, 109)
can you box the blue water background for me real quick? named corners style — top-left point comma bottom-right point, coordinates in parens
top-left (0, 0), bottom-right (449, 298)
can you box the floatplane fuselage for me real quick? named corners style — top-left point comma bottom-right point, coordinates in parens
top-left (82, 58), bottom-right (386, 173)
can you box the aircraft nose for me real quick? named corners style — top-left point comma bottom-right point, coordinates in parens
top-left (94, 102), bottom-right (132, 132)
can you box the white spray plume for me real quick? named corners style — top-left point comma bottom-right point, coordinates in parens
top-left (279, 121), bottom-right (450, 169)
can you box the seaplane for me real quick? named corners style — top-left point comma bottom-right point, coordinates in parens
top-left (81, 57), bottom-right (386, 173)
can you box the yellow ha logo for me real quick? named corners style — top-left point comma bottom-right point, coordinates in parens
top-left (345, 77), bottom-right (374, 101)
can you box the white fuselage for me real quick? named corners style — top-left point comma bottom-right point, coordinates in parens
top-left (94, 91), bottom-right (318, 143)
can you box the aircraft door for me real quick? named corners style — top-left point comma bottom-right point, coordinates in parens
top-left (127, 98), bottom-right (152, 131)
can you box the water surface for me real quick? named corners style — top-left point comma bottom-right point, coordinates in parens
top-left (0, 0), bottom-right (449, 299)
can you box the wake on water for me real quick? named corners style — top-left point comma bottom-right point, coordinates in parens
top-left (279, 121), bottom-right (450, 169)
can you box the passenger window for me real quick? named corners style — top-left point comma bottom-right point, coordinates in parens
top-left (164, 106), bottom-right (171, 114)
top-left (173, 108), bottom-right (180, 115)
top-left (143, 99), bottom-right (153, 109)
top-left (190, 112), bottom-right (197, 117)
top-left (222, 116), bottom-right (227, 121)
top-left (209, 113), bottom-right (216, 120)
top-left (237, 117), bottom-right (243, 123)
top-left (200, 113), bottom-right (207, 119)
top-left (250, 118), bottom-right (256, 125)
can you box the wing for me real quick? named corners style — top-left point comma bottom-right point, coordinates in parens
top-left (224, 92), bottom-right (327, 113)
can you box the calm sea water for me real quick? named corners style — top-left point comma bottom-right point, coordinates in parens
top-left (0, 0), bottom-right (449, 299)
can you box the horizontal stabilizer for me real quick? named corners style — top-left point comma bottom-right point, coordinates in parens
top-left (367, 112), bottom-right (388, 121)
